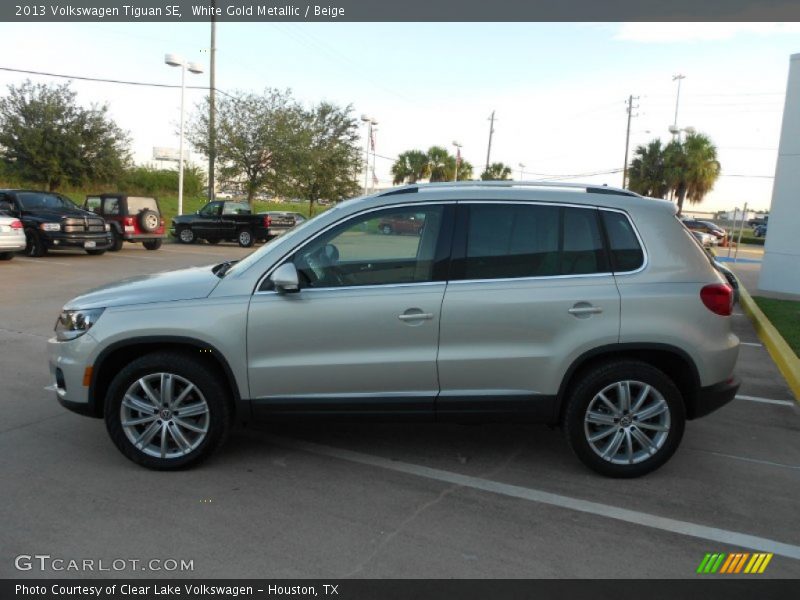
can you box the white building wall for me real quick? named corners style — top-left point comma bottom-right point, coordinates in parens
top-left (759, 53), bottom-right (800, 295)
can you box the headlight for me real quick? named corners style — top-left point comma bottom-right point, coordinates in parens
top-left (40, 223), bottom-right (61, 232)
top-left (55, 308), bottom-right (105, 341)
top-left (105, 223), bottom-right (111, 232)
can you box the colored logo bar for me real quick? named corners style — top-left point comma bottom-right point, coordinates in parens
top-left (697, 552), bottom-right (773, 574)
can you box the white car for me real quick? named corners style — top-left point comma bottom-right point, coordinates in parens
top-left (0, 214), bottom-right (25, 260)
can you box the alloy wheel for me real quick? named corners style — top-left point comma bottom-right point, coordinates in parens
top-left (120, 373), bottom-right (210, 459)
top-left (583, 380), bottom-right (671, 465)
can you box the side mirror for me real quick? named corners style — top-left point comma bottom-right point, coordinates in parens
top-left (271, 263), bottom-right (300, 293)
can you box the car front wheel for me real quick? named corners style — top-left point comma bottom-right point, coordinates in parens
top-left (563, 360), bottom-right (685, 478)
top-left (104, 352), bottom-right (231, 470)
top-left (24, 228), bottom-right (47, 257)
top-left (177, 227), bottom-right (195, 244)
top-left (110, 230), bottom-right (124, 252)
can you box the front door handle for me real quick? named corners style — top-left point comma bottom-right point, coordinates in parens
top-left (568, 304), bottom-right (603, 316)
top-left (398, 311), bottom-right (434, 321)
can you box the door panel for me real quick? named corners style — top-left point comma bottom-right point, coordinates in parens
top-left (247, 284), bottom-right (445, 410)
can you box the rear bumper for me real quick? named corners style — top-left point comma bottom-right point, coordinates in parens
top-left (0, 235), bottom-right (26, 252)
top-left (691, 376), bottom-right (740, 419)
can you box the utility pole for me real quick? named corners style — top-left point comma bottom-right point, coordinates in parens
top-left (622, 94), bottom-right (639, 188)
top-left (672, 74), bottom-right (686, 136)
top-left (208, 5), bottom-right (217, 201)
top-left (485, 110), bottom-right (496, 172)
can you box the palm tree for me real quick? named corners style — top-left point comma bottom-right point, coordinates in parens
top-left (628, 140), bottom-right (669, 198)
top-left (456, 159), bottom-right (474, 181)
top-left (427, 146), bottom-right (453, 182)
top-left (665, 133), bottom-right (721, 215)
top-left (480, 162), bottom-right (512, 180)
top-left (391, 150), bottom-right (430, 185)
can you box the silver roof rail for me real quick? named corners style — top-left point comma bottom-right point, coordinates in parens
top-left (378, 181), bottom-right (640, 198)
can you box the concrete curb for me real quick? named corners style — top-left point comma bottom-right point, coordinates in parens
top-left (738, 285), bottom-right (800, 402)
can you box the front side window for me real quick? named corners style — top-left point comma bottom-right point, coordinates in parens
top-left (460, 204), bottom-right (608, 280)
top-left (199, 202), bottom-right (222, 216)
top-left (290, 205), bottom-right (445, 289)
top-left (85, 197), bottom-right (101, 213)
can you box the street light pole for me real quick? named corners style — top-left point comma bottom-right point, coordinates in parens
top-left (518, 162), bottom-right (525, 180)
top-left (622, 94), bottom-right (639, 188)
top-left (485, 110), bottom-right (496, 172)
top-left (672, 74), bottom-right (686, 136)
top-left (166, 54), bottom-right (203, 217)
top-left (452, 141), bottom-right (462, 181)
top-left (360, 115), bottom-right (372, 193)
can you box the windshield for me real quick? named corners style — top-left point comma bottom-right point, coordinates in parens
top-left (17, 192), bottom-right (80, 211)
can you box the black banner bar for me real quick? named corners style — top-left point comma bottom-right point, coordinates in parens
top-left (4, 579), bottom-right (800, 600)
top-left (3, 0), bottom-right (800, 22)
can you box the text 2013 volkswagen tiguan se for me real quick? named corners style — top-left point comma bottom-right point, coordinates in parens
top-left (49, 182), bottom-right (740, 477)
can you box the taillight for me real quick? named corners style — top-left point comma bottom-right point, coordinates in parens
top-left (10, 219), bottom-right (22, 229)
top-left (700, 284), bottom-right (733, 316)
top-left (124, 217), bottom-right (134, 226)
top-left (264, 215), bottom-right (272, 227)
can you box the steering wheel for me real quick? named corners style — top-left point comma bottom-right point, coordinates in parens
top-left (303, 243), bottom-right (348, 287)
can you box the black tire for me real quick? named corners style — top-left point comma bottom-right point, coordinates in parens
top-left (177, 226), bottom-right (195, 244)
top-left (143, 239), bottom-right (162, 251)
top-left (139, 209), bottom-right (160, 233)
top-left (109, 229), bottom-right (124, 252)
top-left (562, 360), bottom-right (685, 478)
top-left (86, 249), bottom-right (106, 256)
top-left (237, 228), bottom-right (255, 248)
top-left (104, 352), bottom-right (232, 470)
top-left (0, 252), bottom-right (13, 261)
top-left (206, 238), bottom-right (221, 245)
top-left (24, 228), bottom-right (47, 257)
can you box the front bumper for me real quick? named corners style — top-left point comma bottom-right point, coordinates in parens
top-left (48, 333), bottom-right (102, 418)
top-left (44, 232), bottom-right (113, 250)
top-left (691, 376), bottom-right (740, 419)
top-left (122, 232), bottom-right (165, 241)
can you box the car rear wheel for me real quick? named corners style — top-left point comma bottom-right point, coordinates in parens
top-left (143, 239), bottom-right (162, 251)
top-left (381, 224), bottom-right (393, 235)
top-left (0, 252), bottom-right (13, 261)
top-left (104, 352), bottom-right (231, 470)
top-left (237, 228), bottom-right (254, 248)
top-left (109, 229), bottom-right (123, 252)
top-left (562, 360), bottom-right (685, 478)
top-left (24, 228), bottom-right (47, 257)
top-left (177, 227), bottom-right (195, 244)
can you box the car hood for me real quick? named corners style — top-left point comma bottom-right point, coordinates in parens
top-left (25, 207), bottom-right (99, 220)
top-left (64, 265), bottom-right (222, 310)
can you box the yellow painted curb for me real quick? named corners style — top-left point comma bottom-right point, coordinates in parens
top-left (738, 286), bottom-right (800, 402)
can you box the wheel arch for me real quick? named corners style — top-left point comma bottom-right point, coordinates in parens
top-left (556, 343), bottom-right (702, 423)
top-left (88, 336), bottom-right (246, 422)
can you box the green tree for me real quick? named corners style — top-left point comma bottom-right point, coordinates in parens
top-left (0, 80), bottom-right (130, 191)
top-left (281, 102), bottom-right (362, 215)
top-left (480, 162), bottom-right (512, 180)
top-left (391, 150), bottom-right (430, 185)
top-left (664, 133), bottom-right (721, 215)
top-left (456, 159), bottom-right (474, 181)
top-left (427, 146), bottom-right (454, 182)
top-left (628, 139), bottom-right (669, 198)
top-left (188, 88), bottom-right (302, 205)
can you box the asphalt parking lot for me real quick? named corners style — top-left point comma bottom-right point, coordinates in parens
top-left (1, 242), bottom-right (799, 579)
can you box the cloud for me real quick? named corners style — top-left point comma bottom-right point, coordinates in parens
top-left (614, 22), bottom-right (800, 43)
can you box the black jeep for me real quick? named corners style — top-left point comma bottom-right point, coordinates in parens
top-left (0, 189), bottom-right (112, 257)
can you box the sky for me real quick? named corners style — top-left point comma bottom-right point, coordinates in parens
top-left (0, 21), bottom-right (798, 211)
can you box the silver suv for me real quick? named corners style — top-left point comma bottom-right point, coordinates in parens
top-left (49, 182), bottom-right (740, 477)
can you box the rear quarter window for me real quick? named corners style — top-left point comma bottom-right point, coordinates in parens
top-left (601, 210), bottom-right (644, 272)
top-left (126, 197), bottom-right (158, 214)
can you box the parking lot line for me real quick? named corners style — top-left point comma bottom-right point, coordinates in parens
top-left (693, 449), bottom-right (800, 471)
top-left (740, 342), bottom-right (763, 347)
top-left (735, 394), bottom-right (795, 407)
top-left (267, 435), bottom-right (800, 560)
top-left (14, 257), bottom-right (72, 266)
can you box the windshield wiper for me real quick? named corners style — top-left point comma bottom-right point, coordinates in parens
top-left (213, 260), bottom-right (238, 277)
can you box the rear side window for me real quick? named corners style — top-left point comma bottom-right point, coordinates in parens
top-left (127, 197), bottom-right (158, 214)
top-left (460, 204), bottom-right (608, 280)
top-left (601, 210), bottom-right (644, 272)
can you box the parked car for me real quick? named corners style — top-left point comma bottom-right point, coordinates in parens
top-left (0, 189), bottom-right (112, 257)
top-left (257, 211), bottom-right (306, 238)
top-left (85, 194), bottom-right (165, 251)
top-left (682, 219), bottom-right (726, 245)
top-left (50, 181), bottom-right (739, 477)
top-left (0, 213), bottom-right (26, 260)
top-left (748, 216), bottom-right (768, 228)
top-left (691, 230), bottom-right (715, 248)
top-left (753, 223), bottom-right (768, 237)
top-left (378, 213), bottom-right (425, 235)
top-left (170, 201), bottom-right (270, 247)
